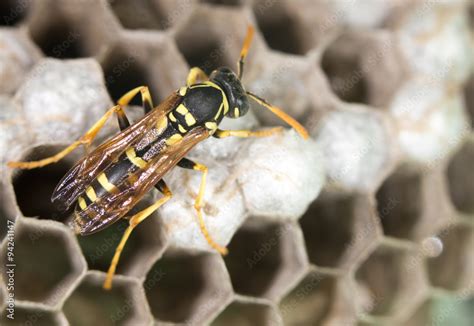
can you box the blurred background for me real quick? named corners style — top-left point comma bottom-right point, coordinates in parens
top-left (0, 0), bottom-right (473, 325)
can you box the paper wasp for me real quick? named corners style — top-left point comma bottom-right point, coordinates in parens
top-left (8, 26), bottom-right (309, 290)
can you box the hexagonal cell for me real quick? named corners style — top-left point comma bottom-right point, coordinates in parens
top-left (174, 5), bottom-right (250, 74)
top-left (427, 225), bottom-right (474, 292)
top-left (390, 2), bottom-right (472, 85)
top-left (111, 0), bottom-right (196, 30)
top-left (355, 244), bottom-right (429, 318)
top-left (321, 31), bottom-right (406, 106)
top-left (252, 0), bottom-right (329, 55)
top-left (27, 0), bottom-right (120, 59)
top-left (0, 305), bottom-right (65, 326)
top-left (299, 191), bottom-right (382, 270)
top-left (314, 107), bottom-right (395, 192)
top-left (376, 165), bottom-right (452, 241)
top-left (0, 218), bottom-right (86, 306)
top-left (321, 33), bottom-right (369, 105)
top-left (144, 250), bottom-right (233, 324)
top-left (14, 58), bottom-right (113, 145)
top-left (223, 219), bottom-right (308, 301)
top-left (63, 271), bottom-right (152, 325)
top-left (11, 145), bottom-right (79, 221)
top-left (212, 297), bottom-right (282, 326)
top-left (77, 195), bottom-right (168, 279)
top-left (446, 138), bottom-right (474, 215)
top-left (101, 32), bottom-right (187, 105)
top-left (0, 0), bottom-right (31, 26)
top-left (279, 270), bottom-right (356, 325)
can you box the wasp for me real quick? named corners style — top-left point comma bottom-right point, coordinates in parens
top-left (8, 26), bottom-right (309, 289)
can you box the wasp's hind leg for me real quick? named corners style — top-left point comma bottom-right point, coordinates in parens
top-left (186, 67), bottom-right (208, 86)
top-left (103, 179), bottom-right (172, 290)
top-left (177, 158), bottom-right (228, 255)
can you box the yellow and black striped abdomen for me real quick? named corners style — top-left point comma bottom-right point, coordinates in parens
top-left (75, 149), bottom-right (140, 212)
top-left (74, 125), bottom-right (173, 213)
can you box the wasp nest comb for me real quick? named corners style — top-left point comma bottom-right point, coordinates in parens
top-left (0, 0), bottom-right (473, 325)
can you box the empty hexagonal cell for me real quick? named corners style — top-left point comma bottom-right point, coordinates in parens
top-left (144, 250), bottom-right (233, 324)
top-left (300, 191), bottom-right (382, 270)
top-left (27, 0), bottom-right (120, 58)
top-left (446, 138), bottom-right (474, 215)
top-left (0, 0), bottom-right (31, 26)
top-left (101, 33), bottom-right (187, 105)
top-left (376, 166), bottom-right (452, 241)
top-left (279, 270), bottom-right (356, 325)
top-left (322, 30), bottom-right (406, 106)
top-left (212, 297), bottom-right (282, 326)
top-left (322, 33), bottom-right (369, 104)
top-left (223, 219), bottom-right (308, 301)
top-left (11, 145), bottom-right (79, 221)
top-left (174, 6), bottom-right (249, 74)
top-left (77, 196), bottom-right (168, 279)
top-left (427, 225), bottom-right (473, 291)
top-left (111, 0), bottom-right (195, 30)
top-left (63, 271), bottom-right (152, 325)
top-left (0, 218), bottom-right (86, 306)
top-left (252, 0), bottom-right (328, 55)
top-left (355, 244), bottom-right (429, 318)
top-left (0, 305), bottom-right (65, 326)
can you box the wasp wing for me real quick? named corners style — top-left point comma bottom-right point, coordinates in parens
top-left (52, 93), bottom-right (182, 210)
top-left (73, 126), bottom-right (210, 235)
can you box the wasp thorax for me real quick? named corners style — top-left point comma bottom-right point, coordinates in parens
top-left (210, 67), bottom-right (249, 119)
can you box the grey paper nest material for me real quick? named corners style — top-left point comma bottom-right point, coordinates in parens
top-left (0, 0), bottom-right (473, 325)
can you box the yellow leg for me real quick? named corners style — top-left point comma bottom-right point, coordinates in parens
top-left (8, 105), bottom-right (121, 169)
top-left (186, 67), bottom-right (208, 86)
top-left (246, 92), bottom-right (309, 140)
top-left (192, 162), bottom-right (228, 255)
top-left (103, 185), bottom-right (172, 290)
top-left (7, 86), bottom-right (155, 170)
top-left (213, 127), bottom-right (283, 139)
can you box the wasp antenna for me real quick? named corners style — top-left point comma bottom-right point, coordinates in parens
top-left (238, 25), bottom-right (255, 79)
top-left (246, 92), bottom-right (309, 140)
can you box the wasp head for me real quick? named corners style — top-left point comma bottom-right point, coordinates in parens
top-left (210, 67), bottom-right (249, 118)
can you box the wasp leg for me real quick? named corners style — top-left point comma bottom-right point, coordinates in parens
top-left (186, 67), bottom-right (209, 86)
top-left (213, 127), bottom-right (283, 139)
top-left (7, 105), bottom-right (128, 169)
top-left (8, 86), bottom-right (156, 170)
top-left (103, 179), bottom-right (172, 290)
top-left (177, 158), bottom-right (228, 255)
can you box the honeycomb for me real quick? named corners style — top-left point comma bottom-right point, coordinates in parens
top-left (0, 0), bottom-right (473, 325)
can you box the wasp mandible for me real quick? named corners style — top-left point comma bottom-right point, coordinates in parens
top-left (8, 26), bottom-right (309, 290)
